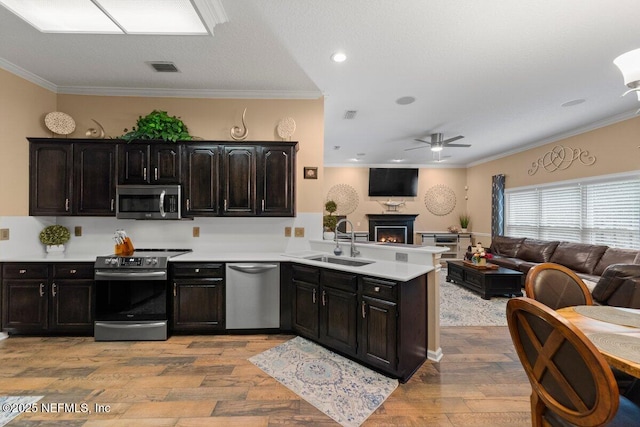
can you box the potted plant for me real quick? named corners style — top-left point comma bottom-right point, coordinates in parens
top-left (323, 200), bottom-right (338, 240)
top-left (119, 110), bottom-right (192, 142)
top-left (39, 225), bottom-right (70, 253)
top-left (459, 213), bottom-right (470, 232)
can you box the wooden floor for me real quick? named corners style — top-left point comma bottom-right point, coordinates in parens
top-left (0, 327), bottom-right (532, 426)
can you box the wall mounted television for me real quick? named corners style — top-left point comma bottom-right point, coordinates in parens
top-left (368, 168), bottom-right (418, 197)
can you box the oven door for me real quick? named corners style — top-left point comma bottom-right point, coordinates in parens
top-left (94, 269), bottom-right (169, 341)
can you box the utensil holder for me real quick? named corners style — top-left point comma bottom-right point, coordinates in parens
top-left (114, 237), bottom-right (134, 256)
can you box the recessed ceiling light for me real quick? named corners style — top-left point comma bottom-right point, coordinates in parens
top-left (561, 99), bottom-right (586, 107)
top-left (391, 159), bottom-right (405, 163)
top-left (396, 96), bottom-right (416, 105)
top-left (331, 52), bottom-right (347, 63)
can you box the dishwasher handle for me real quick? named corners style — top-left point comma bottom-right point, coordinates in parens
top-left (228, 264), bottom-right (279, 274)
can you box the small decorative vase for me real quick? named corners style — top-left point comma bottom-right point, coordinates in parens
top-left (477, 257), bottom-right (486, 266)
top-left (46, 244), bottom-right (65, 253)
top-left (461, 228), bottom-right (468, 233)
top-left (323, 231), bottom-right (336, 240)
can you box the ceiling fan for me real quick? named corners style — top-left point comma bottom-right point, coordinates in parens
top-left (405, 133), bottom-right (470, 152)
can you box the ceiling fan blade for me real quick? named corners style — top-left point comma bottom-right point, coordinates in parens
top-left (414, 138), bottom-right (431, 144)
top-left (444, 143), bottom-right (471, 148)
top-left (404, 145), bottom-right (428, 151)
top-left (442, 135), bottom-right (464, 144)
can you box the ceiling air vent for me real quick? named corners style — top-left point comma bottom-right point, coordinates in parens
top-left (343, 110), bottom-right (357, 120)
top-left (148, 62), bottom-right (180, 73)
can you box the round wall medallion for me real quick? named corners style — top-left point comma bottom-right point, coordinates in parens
top-left (424, 184), bottom-right (456, 216)
top-left (277, 117), bottom-right (296, 140)
top-left (326, 184), bottom-right (359, 215)
top-left (44, 112), bottom-right (76, 135)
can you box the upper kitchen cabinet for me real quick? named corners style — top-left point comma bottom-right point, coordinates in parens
top-left (259, 144), bottom-right (295, 217)
top-left (182, 144), bottom-right (220, 216)
top-left (118, 143), bottom-right (181, 185)
top-left (222, 145), bottom-right (257, 215)
top-left (29, 139), bottom-right (116, 216)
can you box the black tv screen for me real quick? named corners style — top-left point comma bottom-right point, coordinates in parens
top-left (368, 168), bottom-right (418, 197)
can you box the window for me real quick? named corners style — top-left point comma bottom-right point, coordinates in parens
top-left (505, 173), bottom-right (640, 248)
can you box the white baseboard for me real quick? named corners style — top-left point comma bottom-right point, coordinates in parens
top-left (427, 347), bottom-right (443, 362)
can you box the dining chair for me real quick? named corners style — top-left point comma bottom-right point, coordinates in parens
top-left (506, 297), bottom-right (640, 426)
top-left (525, 262), bottom-right (593, 310)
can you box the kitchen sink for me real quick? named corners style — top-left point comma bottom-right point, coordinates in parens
top-left (307, 255), bottom-right (374, 267)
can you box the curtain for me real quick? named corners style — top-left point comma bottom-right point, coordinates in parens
top-left (491, 174), bottom-right (505, 237)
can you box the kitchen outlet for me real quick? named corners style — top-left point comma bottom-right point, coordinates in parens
top-left (284, 227), bottom-right (292, 237)
top-left (294, 227), bottom-right (305, 237)
top-left (193, 227), bottom-right (200, 238)
top-left (395, 252), bottom-right (408, 262)
top-left (0, 228), bottom-right (9, 241)
top-left (74, 226), bottom-right (82, 237)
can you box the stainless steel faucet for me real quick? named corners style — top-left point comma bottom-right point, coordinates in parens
top-left (334, 219), bottom-right (361, 257)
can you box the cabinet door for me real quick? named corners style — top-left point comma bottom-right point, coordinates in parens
top-left (258, 145), bottom-right (294, 216)
top-left (2, 280), bottom-right (48, 333)
top-left (118, 144), bottom-right (149, 184)
top-left (50, 280), bottom-right (94, 332)
top-left (222, 146), bottom-right (257, 215)
top-left (172, 280), bottom-right (224, 330)
top-left (151, 145), bottom-right (181, 184)
top-left (291, 280), bottom-right (319, 339)
top-left (74, 143), bottom-right (116, 215)
top-left (29, 142), bottom-right (73, 216)
top-left (182, 145), bottom-right (220, 216)
top-left (319, 286), bottom-right (358, 356)
top-left (360, 295), bottom-right (398, 371)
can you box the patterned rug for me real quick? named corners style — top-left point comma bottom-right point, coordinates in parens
top-left (249, 336), bottom-right (398, 427)
top-left (439, 268), bottom-right (510, 326)
top-left (0, 396), bottom-right (43, 426)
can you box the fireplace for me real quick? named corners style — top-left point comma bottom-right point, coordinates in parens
top-left (367, 214), bottom-right (418, 244)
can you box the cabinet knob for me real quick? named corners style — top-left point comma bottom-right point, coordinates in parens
top-left (195, 268), bottom-right (200, 273)
top-left (362, 301), bottom-right (366, 318)
top-left (51, 283), bottom-right (57, 297)
top-left (143, 167), bottom-right (147, 181)
top-left (19, 269), bottom-right (26, 274)
top-left (39, 283), bottom-right (45, 297)
top-left (312, 288), bottom-right (317, 304)
top-left (322, 290), bottom-right (326, 306)
top-left (111, 198), bottom-right (115, 212)
top-left (173, 283), bottom-right (177, 297)
top-left (65, 198), bottom-right (70, 212)
top-left (374, 286), bottom-right (380, 292)
top-left (70, 269), bottom-right (77, 274)
top-left (154, 167), bottom-right (158, 181)
top-left (186, 199), bottom-right (190, 211)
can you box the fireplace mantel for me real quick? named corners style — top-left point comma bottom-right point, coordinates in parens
top-left (367, 214), bottom-right (419, 244)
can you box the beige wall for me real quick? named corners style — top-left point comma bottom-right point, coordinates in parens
top-left (466, 116), bottom-right (640, 238)
top-left (0, 69), bottom-right (56, 215)
top-left (324, 166), bottom-right (468, 233)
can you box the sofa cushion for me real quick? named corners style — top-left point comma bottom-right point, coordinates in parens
top-left (489, 255), bottom-right (523, 271)
top-left (516, 239), bottom-right (559, 263)
top-left (593, 247), bottom-right (640, 276)
top-left (490, 236), bottom-right (525, 258)
top-left (592, 264), bottom-right (640, 308)
top-left (549, 242), bottom-right (608, 274)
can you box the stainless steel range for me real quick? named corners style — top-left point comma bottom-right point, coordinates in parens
top-left (94, 249), bottom-right (191, 341)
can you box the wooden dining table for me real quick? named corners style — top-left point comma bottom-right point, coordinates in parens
top-left (557, 306), bottom-right (640, 379)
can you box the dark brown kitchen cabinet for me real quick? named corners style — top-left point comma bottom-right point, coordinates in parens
top-left (1, 262), bottom-right (94, 335)
top-left (319, 270), bottom-right (358, 356)
top-left (29, 139), bottom-right (116, 216)
top-left (170, 263), bottom-right (225, 331)
top-left (118, 143), bottom-right (181, 184)
top-left (291, 264), bottom-right (320, 339)
top-left (360, 295), bottom-right (398, 371)
top-left (222, 145), bottom-right (257, 215)
top-left (182, 144), bottom-right (220, 216)
top-left (259, 145), bottom-right (295, 216)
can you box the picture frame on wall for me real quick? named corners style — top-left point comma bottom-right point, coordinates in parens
top-left (304, 167), bottom-right (318, 179)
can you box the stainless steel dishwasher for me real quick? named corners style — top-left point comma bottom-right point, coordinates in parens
top-left (225, 263), bottom-right (280, 330)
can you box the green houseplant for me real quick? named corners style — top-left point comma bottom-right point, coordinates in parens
top-left (323, 200), bottom-right (338, 239)
top-left (459, 213), bottom-right (470, 231)
top-left (39, 225), bottom-right (70, 253)
top-left (119, 110), bottom-right (192, 142)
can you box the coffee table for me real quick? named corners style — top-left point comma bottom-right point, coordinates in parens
top-left (446, 260), bottom-right (524, 300)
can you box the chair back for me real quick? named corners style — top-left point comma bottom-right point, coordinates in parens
top-left (506, 297), bottom-right (619, 426)
top-left (525, 262), bottom-right (593, 309)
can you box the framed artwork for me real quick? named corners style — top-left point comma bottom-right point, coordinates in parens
top-left (304, 167), bottom-right (318, 179)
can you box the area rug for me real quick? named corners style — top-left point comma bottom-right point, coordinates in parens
top-left (249, 336), bottom-right (398, 427)
top-left (0, 396), bottom-right (43, 426)
top-left (439, 268), bottom-right (510, 326)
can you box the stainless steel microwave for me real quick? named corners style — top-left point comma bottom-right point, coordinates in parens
top-left (116, 185), bottom-right (181, 220)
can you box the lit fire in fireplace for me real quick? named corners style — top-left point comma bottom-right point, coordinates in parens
top-left (375, 227), bottom-right (407, 244)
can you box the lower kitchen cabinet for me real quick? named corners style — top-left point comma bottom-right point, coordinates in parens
top-left (170, 263), bottom-right (225, 331)
top-left (1, 262), bottom-right (94, 335)
top-left (286, 263), bottom-right (426, 382)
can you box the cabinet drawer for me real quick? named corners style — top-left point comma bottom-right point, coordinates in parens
top-left (464, 271), bottom-right (484, 287)
top-left (321, 270), bottom-right (357, 293)
top-left (2, 263), bottom-right (48, 279)
top-left (292, 264), bottom-right (320, 284)
top-left (52, 263), bottom-right (94, 279)
top-left (171, 263), bottom-right (224, 278)
top-left (361, 276), bottom-right (397, 301)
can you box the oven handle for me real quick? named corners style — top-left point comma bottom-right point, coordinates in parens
top-left (95, 321), bottom-right (166, 329)
top-left (95, 270), bottom-right (167, 281)
top-left (159, 190), bottom-right (166, 218)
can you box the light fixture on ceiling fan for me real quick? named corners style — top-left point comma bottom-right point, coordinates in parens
top-left (614, 48), bottom-right (640, 100)
top-left (405, 133), bottom-right (470, 152)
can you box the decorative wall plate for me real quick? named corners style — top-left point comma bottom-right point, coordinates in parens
top-left (44, 112), bottom-right (76, 135)
top-left (277, 117), bottom-right (296, 140)
top-left (424, 184), bottom-right (456, 216)
top-left (326, 184), bottom-right (359, 215)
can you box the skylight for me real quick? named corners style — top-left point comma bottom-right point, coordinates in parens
top-left (0, 0), bottom-right (228, 35)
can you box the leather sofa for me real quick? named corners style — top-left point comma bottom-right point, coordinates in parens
top-left (485, 236), bottom-right (640, 308)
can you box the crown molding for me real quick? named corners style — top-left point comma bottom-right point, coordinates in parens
top-left (55, 85), bottom-right (324, 99)
top-left (0, 58), bottom-right (57, 92)
top-left (192, 0), bottom-right (229, 35)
